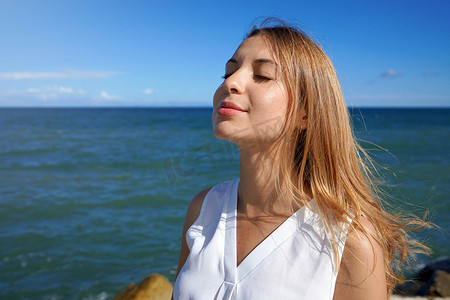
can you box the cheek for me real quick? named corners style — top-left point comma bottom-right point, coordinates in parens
top-left (248, 89), bottom-right (289, 142)
top-left (272, 88), bottom-right (289, 117)
top-left (252, 89), bottom-right (288, 119)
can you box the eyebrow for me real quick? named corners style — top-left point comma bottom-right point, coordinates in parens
top-left (254, 58), bottom-right (277, 66)
top-left (226, 57), bottom-right (277, 67)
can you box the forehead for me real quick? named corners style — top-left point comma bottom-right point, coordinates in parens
top-left (232, 35), bottom-right (275, 61)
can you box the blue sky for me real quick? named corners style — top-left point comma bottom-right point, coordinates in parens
top-left (0, 0), bottom-right (449, 107)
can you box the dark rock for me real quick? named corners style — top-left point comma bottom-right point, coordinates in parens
top-left (394, 259), bottom-right (450, 297)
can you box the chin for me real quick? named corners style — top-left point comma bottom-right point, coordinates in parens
top-left (213, 123), bottom-right (232, 141)
top-left (213, 120), bottom-right (243, 143)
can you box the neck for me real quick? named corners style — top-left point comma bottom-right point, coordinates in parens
top-left (237, 145), bottom-right (291, 218)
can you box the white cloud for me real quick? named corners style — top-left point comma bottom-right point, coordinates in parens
top-left (1, 72), bottom-right (66, 80)
top-left (23, 86), bottom-right (81, 100)
top-left (143, 88), bottom-right (154, 95)
top-left (0, 70), bottom-right (122, 80)
top-left (0, 87), bottom-right (147, 107)
top-left (57, 86), bottom-right (74, 93)
top-left (100, 91), bottom-right (118, 100)
top-left (381, 68), bottom-right (402, 78)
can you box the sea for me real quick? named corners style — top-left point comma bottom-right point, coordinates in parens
top-left (0, 107), bottom-right (449, 300)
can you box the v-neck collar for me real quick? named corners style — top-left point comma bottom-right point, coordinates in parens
top-left (223, 178), bottom-right (311, 283)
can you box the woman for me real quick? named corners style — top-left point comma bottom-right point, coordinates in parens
top-left (173, 19), bottom-right (428, 300)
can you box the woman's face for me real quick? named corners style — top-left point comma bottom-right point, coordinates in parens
top-left (212, 35), bottom-right (289, 150)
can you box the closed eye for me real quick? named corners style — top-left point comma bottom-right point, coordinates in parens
top-left (254, 75), bottom-right (271, 82)
top-left (221, 74), bottom-right (271, 81)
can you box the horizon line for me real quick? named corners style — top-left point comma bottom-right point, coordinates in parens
top-left (0, 105), bottom-right (449, 109)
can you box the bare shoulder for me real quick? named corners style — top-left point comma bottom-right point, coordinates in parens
top-left (345, 216), bottom-right (380, 258)
top-left (174, 187), bottom-right (212, 280)
top-left (184, 187), bottom-right (212, 226)
top-left (333, 215), bottom-right (388, 300)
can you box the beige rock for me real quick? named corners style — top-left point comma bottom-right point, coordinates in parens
top-left (114, 273), bottom-right (173, 300)
top-left (429, 270), bottom-right (450, 297)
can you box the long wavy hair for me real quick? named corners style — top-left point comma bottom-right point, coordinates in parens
top-left (246, 18), bottom-right (430, 295)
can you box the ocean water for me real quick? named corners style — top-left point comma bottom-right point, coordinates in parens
top-left (0, 107), bottom-right (448, 300)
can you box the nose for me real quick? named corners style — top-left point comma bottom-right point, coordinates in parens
top-left (223, 70), bottom-right (245, 95)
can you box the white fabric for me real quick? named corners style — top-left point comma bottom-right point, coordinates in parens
top-left (173, 178), bottom-right (349, 300)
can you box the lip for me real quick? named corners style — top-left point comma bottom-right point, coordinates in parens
top-left (217, 101), bottom-right (245, 116)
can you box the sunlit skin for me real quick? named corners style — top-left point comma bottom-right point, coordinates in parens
top-left (212, 35), bottom-right (288, 150)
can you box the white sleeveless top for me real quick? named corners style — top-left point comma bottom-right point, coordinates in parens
top-left (173, 178), bottom-right (349, 300)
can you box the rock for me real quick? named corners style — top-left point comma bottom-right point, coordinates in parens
top-left (394, 279), bottom-right (424, 296)
top-left (114, 273), bottom-right (173, 300)
top-left (389, 296), bottom-right (450, 300)
top-left (394, 259), bottom-right (450, 297)
top-left (428, 270), bottom-right (450, 297)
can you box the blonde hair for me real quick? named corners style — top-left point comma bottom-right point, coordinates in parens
top-left (247, 19), bottom-right (430, 295)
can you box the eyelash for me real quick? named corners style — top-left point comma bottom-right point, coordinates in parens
top-left (221, 74), bottom-right (271, 82)
top-left (254, 75), bottom-right (270, 82)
